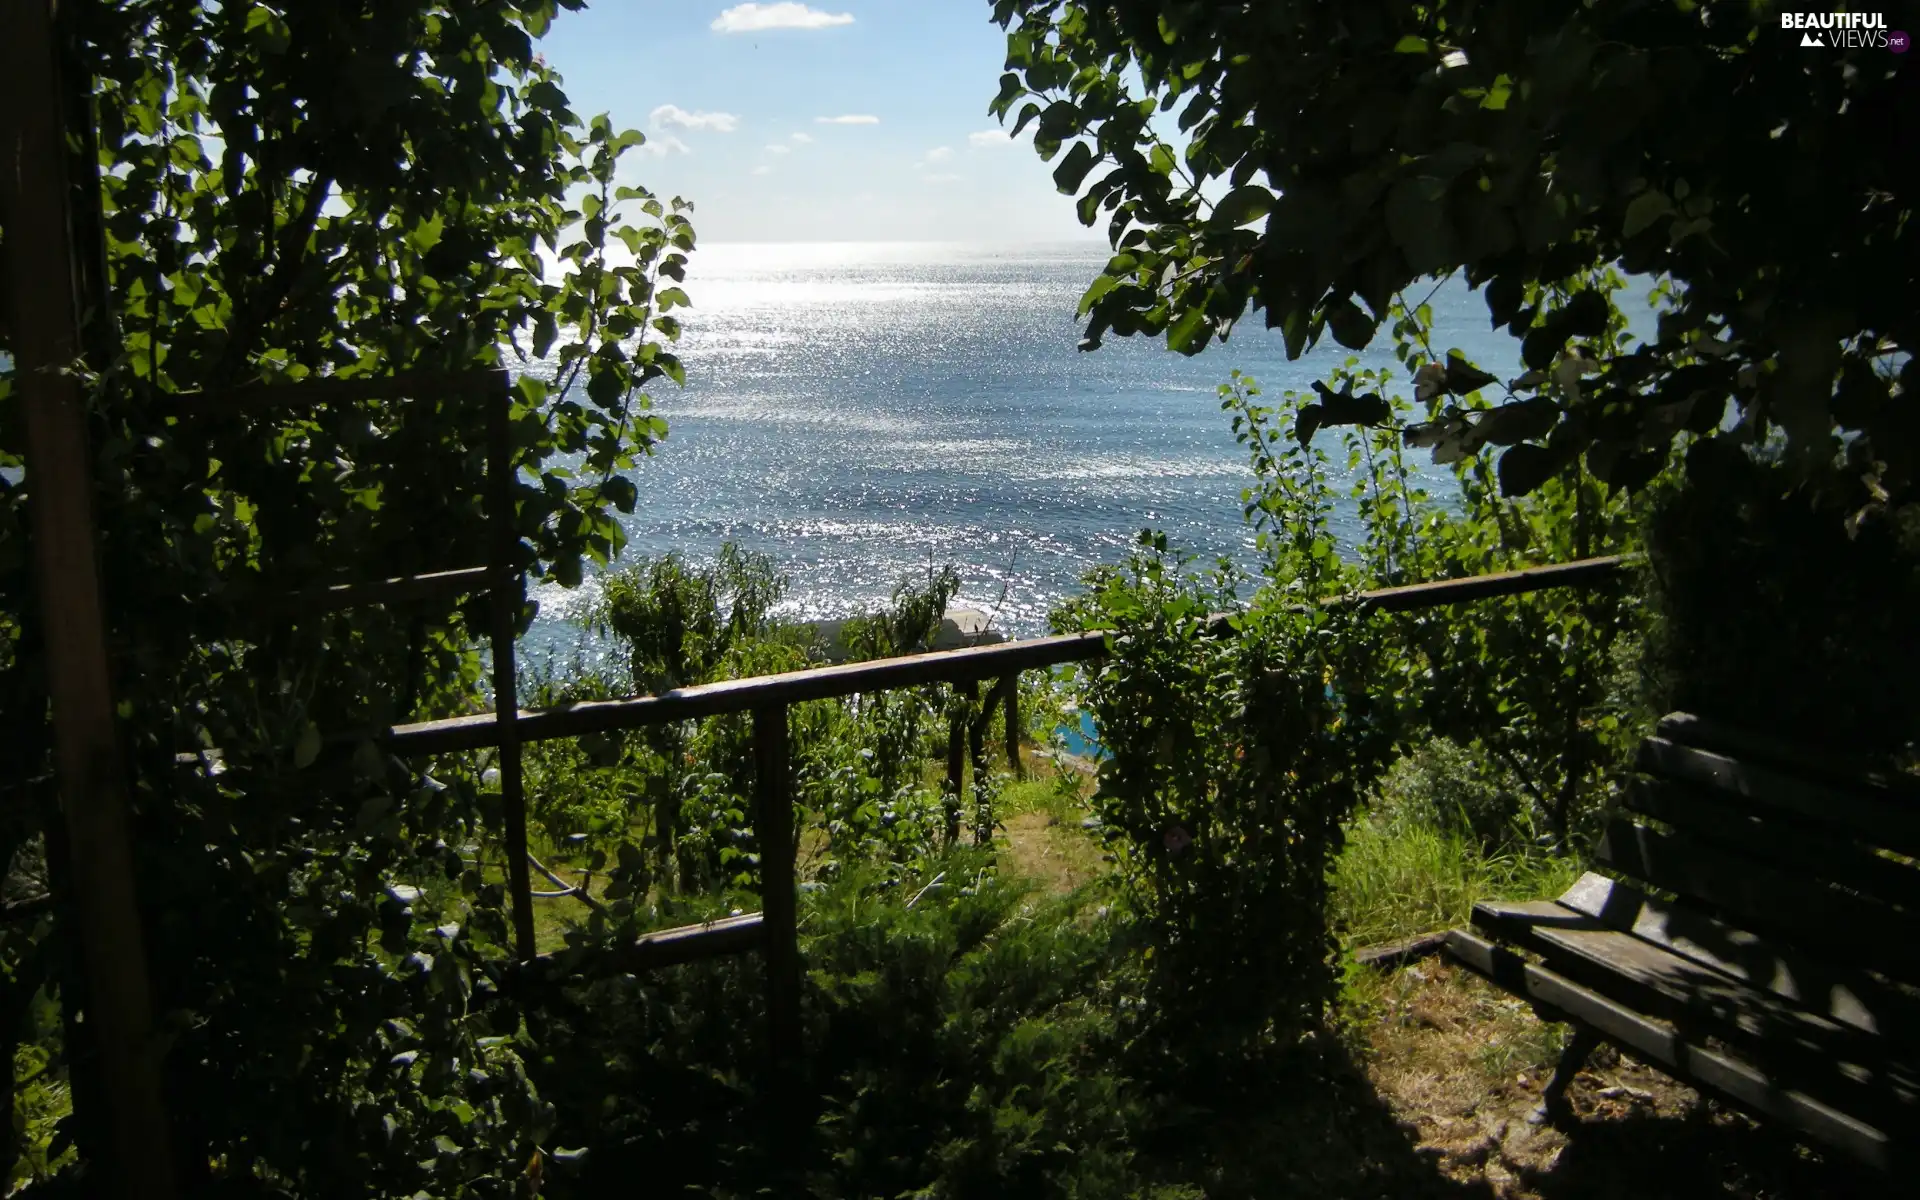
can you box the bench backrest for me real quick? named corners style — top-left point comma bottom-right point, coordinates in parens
top-left (1598, 712), bottom-right (1920, 988)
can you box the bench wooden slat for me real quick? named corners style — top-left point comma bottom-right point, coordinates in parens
top-left (1636, 738), bottom-right (1920, 860)
top-left (1472, 896), bottom-right (1896, 1057)
top-left (1624, 778), bottom-right (1920, 914)
top-left (1658, 713), bottom-right (1920, 803)
top-left (1552, 873), bottom-right (1920, 1046)
top-left (1471, 902), bottom-right (1919, 1123)
top-left (1594, 819), bottom-right (1920, 987)
top-left (1444, 929), bottom-right (1903, 1171)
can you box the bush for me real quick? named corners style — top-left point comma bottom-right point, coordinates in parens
top-left (526, 855), bottom-right (1151, 1200)
top-left (1368, 737), bottom-right (1529, 853)
top-left (1639, 441), bottom-right (1920, 762)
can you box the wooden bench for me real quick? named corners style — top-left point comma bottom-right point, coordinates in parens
top-left (1443, 711), bottom-right (1920, 1172)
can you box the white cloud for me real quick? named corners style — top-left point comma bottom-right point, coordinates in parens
top-left (751, 165), bottom-right (775, 176)
top-left (765, 144), bottom-right (791, 154)
top-left (922, 146), bottom-right (954, 163)
top-left (790, 132), bottom-right (813, 144)
top-left (967, 128), bottom-right (1026, 148)
top-left (638, 134), bottom-right (692, 157)
top-left (712, 3), bottom-right (853, 32)
top-left (651, 104), bottom-right (739, 133)
top-left (815, 114), bottom-right (880, 125)
top-left (921, 172), bottom-right (961, 184)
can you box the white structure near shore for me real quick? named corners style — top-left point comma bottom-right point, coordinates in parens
top-left (804, 606), bottom-right (1006, 663)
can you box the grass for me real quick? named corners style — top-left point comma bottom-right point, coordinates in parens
top-left (1329, 812), bottom-right (1583, 951)
top-left (987, 750), bottom-right (1110, 895)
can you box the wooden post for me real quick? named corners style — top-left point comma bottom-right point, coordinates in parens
top-left (944, 684), bottom-right (970, 844)
top-left (486, 373), bottom-right (537, 961)
top-left (1002, 674), bottom-right (1021, 778)
top-left (0, 2), bottom-right (178, 1194)
top-left (753, 705), bottom-right (800, 1066)
top-left (967, 687), bottom-right (993, 846)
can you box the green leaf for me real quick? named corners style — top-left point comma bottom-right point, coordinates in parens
top-left (1384, 177), bottom-right (1454, 273)
top-left (1298, 382), bottom-right (1391, 445)
top-left (602, 475), bottom-right (637, 514)
top-left (244, 7), bottom-right (291, 55)
top-left (1052, 141), bottom-right (1097, 194)
top-left (1211, 184), bottom-right (1272, 228)
top-left (1442, 353), bottom-right (1498, 396)
top-left (1522, 323), bottom-right (1569, 371)
top-left (351, 740), bottom-right (386, 782)
top-left (1622, 189), bottom-right (1673, 238)
top-left (409, 213), bottom-right (445, 253)
top-left (1394, 36), bottom-right (1431, 54)
top-left (1166, 305), bottom-right (1211, 355)
top-left (293, 723), bottom-right (322, 769)
top-left (1561, 289), bottom-right (1611, 338)
top-left (1473, 399), bottom-right (1558, 446)
top-left (1077, 274), bottom-right (1120, 317)
top-left (1324, 298), bottom-right (1375, 350)
top-left (1496, 443), bottom-right (1560, 496)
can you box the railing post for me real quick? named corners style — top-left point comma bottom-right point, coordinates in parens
top-left (486, 373), bottom-right (537, 961)
top-left (1002, 674), bottom-right (1021, 778)
top-left (967, 689), bottom-right (991, 846)
top-left (944, 685), bottom-right (970, 844)
top-left (753, 704), bottom-right (801, 1067)
top-left (1, 3), bottom-right (177, 1192)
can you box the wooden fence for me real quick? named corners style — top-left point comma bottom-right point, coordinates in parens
top-left (380, 552), bottom-right (1629, 1064)
top-left (4, 0), bottom-right (1640, 1179)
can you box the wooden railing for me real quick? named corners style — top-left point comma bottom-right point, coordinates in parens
top-left (156, 361), bottom-right (1631, 1071)
top-left (381, 552), bottom-right (1631, 1063)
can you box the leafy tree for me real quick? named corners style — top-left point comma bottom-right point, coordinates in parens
top-left (1, 0), bottom-right (693, 1190)
top-left (988, 0), bottom-right (1917, 525)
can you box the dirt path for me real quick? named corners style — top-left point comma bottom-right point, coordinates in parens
top-left (1355, 958), bottom-right (1880, 1199)
top-left (997, 809), bottom-right (1105, 894)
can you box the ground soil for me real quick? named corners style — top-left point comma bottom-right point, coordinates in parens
top-left (998, 808), bottom-right (1106, 894)
top-left (1351, 956), bottom-right (1884, 1199)
top-left (994, 812), bottom-right (1889, 1199)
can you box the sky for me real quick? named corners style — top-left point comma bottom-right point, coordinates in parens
top-left (534, 1), bottom-right (1105, 243)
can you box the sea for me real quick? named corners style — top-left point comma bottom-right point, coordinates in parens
top-left (518, 241), bottom-right (1577, 670)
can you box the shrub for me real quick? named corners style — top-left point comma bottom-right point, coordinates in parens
top-left (1639, 440), bottom-right (1920, 761)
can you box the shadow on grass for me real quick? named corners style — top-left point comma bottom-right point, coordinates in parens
top-left (1518, 1098), bottom-right (1884, 1200)
top-left (1122, 1037), bottom-right (1497, 1199)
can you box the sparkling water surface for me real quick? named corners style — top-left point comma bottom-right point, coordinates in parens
top-left (522, 242), bottom-right (1541, 666)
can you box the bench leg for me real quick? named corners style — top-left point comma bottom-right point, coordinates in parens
top-left (1529, 1024), bottom-right (1599, 1129)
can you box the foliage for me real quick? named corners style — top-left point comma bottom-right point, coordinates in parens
top-left (1054, 534), bottom-right (1389, 1069)
top-left (523, 548), bottom-right (1010, 945)
top-left (522, 856), bottom-right (1155, 1200)
top-left (1225, 276), bottom-right (1649, 846)
top-left (1638, 439), bottom-right (1920, 761)
top-left (1049, 330), bottom-right (1646, 1068)
top-left (0, 0), bottom-right (697, 1191)
top-left (987, 0), bottom-right (1918, 526)
top-left (838, 561), bottom-right (964, 660)
top-left (1366, 737), bottom-right (1527, 854)
top-left (589, 543), bottom-right (795, 694)
top-left (1331, 754), bottom-right (1582, 950)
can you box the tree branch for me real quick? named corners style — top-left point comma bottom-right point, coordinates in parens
top-left (210, 172), bottom-right (333, 385)
top-left (525, 852), bottom-right (608, 915)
